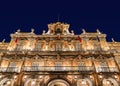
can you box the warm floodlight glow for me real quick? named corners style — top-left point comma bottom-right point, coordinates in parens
top-left (14, 75), bottom-right (17, 79)
top-left (39, 76), bottom-right (42, 79)
top-left (82, 80), bottom-right (85, 85)
top-left (31, 80), bottom-right (35, 85)
top-left (24, 75), bottom-right (27, 79)
top-left (7, 81), bottom-right (11, 85)
top-left (106, 80), bottom-right (110, 84)
top-left (99, 75), bottom-right (103, 78)
top-left (0, 75), bottom-right (2, 78)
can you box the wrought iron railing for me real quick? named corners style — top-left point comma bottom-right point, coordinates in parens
top-left (0, 67), bottom-right (19, 73)
top-left (23, 66), bottom-right (94, 72)
top-left (96, 67), bottom-right (119, 73)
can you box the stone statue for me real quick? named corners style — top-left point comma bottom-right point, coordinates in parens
top-left (82, 29), bottom-right (86, 34)
top-left (17, 29), bottom-right (21, 33)
top-left (71, 30), bottom-right (74, 35)
top-left (31, 28), bottom-right (34, 33)
top-left (96, 29), bottom-right (101, 34)
top-left (42, 30), bottom-right (46, 35)
top-left (111, 38), bottom-right (115, 42)
top-left (2, 39), bottom-right (5, 43)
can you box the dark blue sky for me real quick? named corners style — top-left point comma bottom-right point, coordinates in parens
top-left (0, 1), bottom-right (120, 42)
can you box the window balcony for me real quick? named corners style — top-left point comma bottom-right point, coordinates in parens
top-left (23, 66), bottom-right (94, 72)
top-left (96, 67), bottom-right (119, 73)
top-left (0, 67), bottom-right (19, 73)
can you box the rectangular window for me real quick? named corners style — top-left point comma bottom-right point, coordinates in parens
top-left (56, 43), bottom-right (62, 51)
top-left (32, 62), bottom-right (39, 66)
top-left (76, 43), bottom-right (80, 51)
top-left (9, 62), bottom-right (16, 67)
top-left (32, 62), bottom-right (39, 71)
top-left (55, 62), bottom-right (62, 71)
top-left (8, 62), bottom-right (17, 72)
top-left (99, 62), bottom-right (109, 72)
top-left (78, 62), bottom-right (85, 71)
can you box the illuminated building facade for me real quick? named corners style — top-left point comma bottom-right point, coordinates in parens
top-left (0, 22), bottom-right (120, 86)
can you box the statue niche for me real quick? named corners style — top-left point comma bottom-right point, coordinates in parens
top-left (55, 28), bottom-right (62, 35)
top-left (55, 23), bottom-right (62, 35)
top-left (46, 22), bottom-right (70, 35)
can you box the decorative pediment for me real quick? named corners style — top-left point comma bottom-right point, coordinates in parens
top-left (44, 22), bottom-right (71, 35)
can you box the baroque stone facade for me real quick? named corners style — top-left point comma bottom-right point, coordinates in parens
top-left (0, 22), bottom-right (120, 86)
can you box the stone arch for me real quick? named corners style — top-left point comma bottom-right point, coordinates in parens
top-left (0, 77), bottom-right (14, 86)
top-left (24, 78), bottom-right (31, 86)
top-left (24, 78), bottom-right (38, 86)
top-left (77, 77), bottom-right (93, 86)
top-left (102, 77), bottom-right (119, 86)
top-left (47, 79), bottom-right (70, 86)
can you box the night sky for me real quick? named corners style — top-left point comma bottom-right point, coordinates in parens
top-left (0, 1), bottom-right (120, 42)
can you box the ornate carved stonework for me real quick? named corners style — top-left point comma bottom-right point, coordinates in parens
top-left (0, 22), bottom-right (120, 86)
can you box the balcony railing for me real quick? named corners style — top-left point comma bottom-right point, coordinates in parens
top-left (23, 66), bottom-right (94, 72)
top-left (96, 67), bottom-right (119, 73)
top-left (1, 66), bottom-right (118, 73)
top-left (0, 67), bottom-right (19, 73)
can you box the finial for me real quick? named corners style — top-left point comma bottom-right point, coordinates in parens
top-left (2, 39), bottom-right (5, 43)
top-left (96, 29), bottom-right (101, 34)
top-left (31, 28), bottom-right (34, 33)
top-left (17, 29), bottom-right (21, 33)
top-left (82, 29), bottom-right (86, 34)
top-left (111, 38), bottom-right (115, 42)
top-left (71, 30), bottom-right (74, 35)
top-left (42, 30), bottom-right (46, 35)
